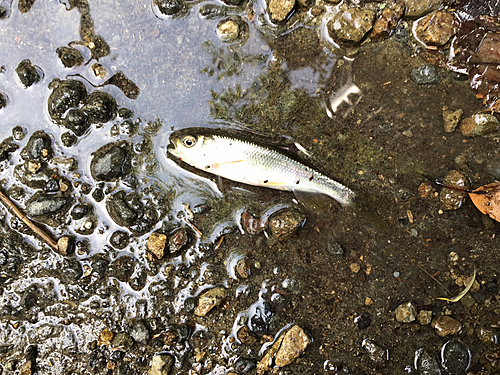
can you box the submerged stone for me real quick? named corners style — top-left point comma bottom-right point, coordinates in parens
top-left (155, 0), bottom-right (184, 16)
top-left (90, 141), bottom-right (131, 182)
top-left (402, 0), bottom-right (441, 18)
top-left (194, 287), bottom-right (226, 316)
top-left (432, 316), bottom-right (463, 337)
top-left (440, 170), bottom-right (468, 211)
top-left (56, 46), bottom-right (84, 68)
top-left (414, 11), bottom-right (457, 46)
top-left (395, 301), bottom-right (417, 323)
top-left (83, 91), bottom-right (118, 124)
top-left (16, 59), bottom-right (41, 87)
top-left (460, 113), bottom-right (499, 137)
top-left (268, 0), bottom-right (294, 22)
top-left (20, 130), bottom-right (53, 161)
top-left (48, 79), bottom-right (87, 123)
top-left (328, 6), bottom-right (375, 44)
top-left (269, 210), bottom-right (305, 240)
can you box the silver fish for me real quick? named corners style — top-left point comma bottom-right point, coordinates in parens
top-left (167, 128), bottom-right (355, 207)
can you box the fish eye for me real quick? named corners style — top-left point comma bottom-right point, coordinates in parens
top-left (182, 135), bottom-right (197, 148)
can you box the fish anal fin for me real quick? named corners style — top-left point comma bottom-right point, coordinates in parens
top-left (293, 190), bottom-right (332, 213)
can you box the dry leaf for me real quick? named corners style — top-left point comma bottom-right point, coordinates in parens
top-left (469, 182), bottom-right (500, 221)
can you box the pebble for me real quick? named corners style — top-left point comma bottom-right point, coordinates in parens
top-left (25, 192), bottom-right (72, 223)
top-left (327, 6), bottom-right (375, 44)
top-left (57, 236), bottom-right (74, 256)
top-left (90, 141), bottom-right (131, 181)
top-left (257, 325), bottom-right (310, 374)
top-left (169, 228), bottom-right (189, 254)
top-left (217, 16), bottom-right (249, 43)
top-left (82, 91), bottom-right (118, 124)
top-left (237, 326), bottom-right (257, 344)
top-left (476, 32), bottom-right (500, 64)
top-left (12, 126), bottom-right (25, 141)
top-left (476, 327), bottom-right (497, 343)
top-left (129, 319), bottom-right (150, 344)
top-left (349, 263), bottom-right (361, 273)
top-left (47, 79), bottom-right (87, 124)
top-left (268, 0), bottom-right (295, 22)
top-left (236, 258), bottom-right (251, 278)
top-left (431, 315), bottom-right (462, 337)
top-left (0, 137), bottom-right (19, 162)
top-left (410, 64), bottom-right (441, 85)
top-left (241, 211), bottom-right (265, 235)
top-left (362, 339), bottom-right (388, 364)
top-left (439, 170), bottom-right (468, 211)
top-left (148, 354), bottom-right (174, 375)
top-left (147, 232), bottom-right (167, 260)
top-left (402, 0), bottom-right (441, 18)
top-left (194, 287), bottom-right (226, 316)
top-left (109, 230), bottom-right (130, 249)
top-left (97, 328), bottom-right (114, 346)
top-left (21, 130), bottom-right (53, 161)
top-left (460, 113), bottom-right (499, 137)
top-left (417, 310), bottom-right (432, 325)
top-left (156, 0), bottom-right (184, 16)
top-left (371, 6), bottom-right (403, 39)
top-left (413, 11), bottom-right (457, 46)
top-left (56, 46), bottom-right (84, 68)
top-left (269, 210), bottom-right (305, 240)
top-left (442, 108), bottom-right (463, 133)
top-left (16, 59), bottom-right (41, 88)
top-left (395, 301), bottom-right (417, 323)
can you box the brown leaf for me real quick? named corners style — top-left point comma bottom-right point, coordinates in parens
top-left (469, 182), bottom-right (500, 221)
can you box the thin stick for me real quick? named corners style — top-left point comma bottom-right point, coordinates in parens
top-left (403, 250), bottom-right (452, 295)
top-left (0, 189), bottom-right (59, 250)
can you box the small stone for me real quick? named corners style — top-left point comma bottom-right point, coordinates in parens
top-left (257, 325), bottom-right (310, 374)
top-left (395, 301), bottom-right (417, 323)
top-left (90, 141), bottom-right (131, 182)
top-left (477, 327), bottom-right (496, 343)
top-left (27, 160), bottom-right (41, 174)
top-left (169, 228), bottom-right (188, 254)
top-left (129, 319), bottom-right (150, 344)
top-left (274, 325), bottom-right (310, 367)
top-left (241, 211), bottom-right (265, 235)
top-left (216, 16), bottom-right (248, 43)
top-left (350, 263), bottom-right (361, 273)
top-left (57, 236), bottom-right (74, 256)
top-left (56, 46), bottom-right (84, 68)
top-left (148, 354), bottom-right (174, 375)
top-left (443, 108), bottom-right (463, 133)
top-left (268, 0), bottom-right (294, 22)
top-left (410, 64), bottom-right (441, 85)
top-left (194, 287), bottom-right (226, 317)
top-left (16, 59), bottom-right (41, 88)
top-left (413, 11), bottom-right (457, 46)
top-left (431, 315), bottom-right (462, 337)
top-left (19, 360), bottom-right (34, 375)
top-left (440, 170), bottom-right (468, 211)
top-left (236, 258), bottom-right (251, 278)
top-left (417, 310), bottom-right (432, 325)
top-left (237, 326), bottom-right (257, 344)
top-left (401, 0), bottom-right (441, 18)
top-left (147, 232), bottom-right (167, 260)
top-left (362, 339), bottom-right (388, 364)
top-left (110, 230), bottom-right (130, 249)
top-left (365, 297), bottom-right (373, 306)
top-left (460, 113), bottom-right (499, 137)
top-left (269, 210), bottom-right (305, 240)
top-left (328, 6), bottom-right (376, 44)
top-left (418, 181), bottom-right (435, 198)
top-left (12, 126), bottom-right (26, 141)
top-left (476, 32), bottom-right (500, 64)
top-left (370, 5), bottom-right (403, 39)
top-left (97, 328), bottom-right (114, 346)
top-left (111, 332), bottom-right (134, 351)
top-left (155, 0), bottom-right (184, 16)
top-left (414, 348), bottom-right (441, 374)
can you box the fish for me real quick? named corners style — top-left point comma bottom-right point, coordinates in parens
top-left (167, 127), bottom-right (355, 208)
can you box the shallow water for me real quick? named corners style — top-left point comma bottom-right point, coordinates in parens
top-left (1, 0), bottom-right (500, 374)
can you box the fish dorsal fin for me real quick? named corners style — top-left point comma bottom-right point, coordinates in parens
top-left (293, 189), bottom-right (332, 213)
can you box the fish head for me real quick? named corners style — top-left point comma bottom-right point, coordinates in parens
top-left (167, 130), bottom-right (213, 167)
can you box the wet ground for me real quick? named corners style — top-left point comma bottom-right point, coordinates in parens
top-left (1, 0), bottom-right (500, 374)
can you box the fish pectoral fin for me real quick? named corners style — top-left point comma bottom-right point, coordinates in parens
top-left (293, 190), bottom-right (332, 213)
top-left (209, 160), bottom-right (246, 170)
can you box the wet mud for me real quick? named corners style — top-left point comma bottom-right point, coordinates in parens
top-left (1, 0), bottom-right (500, 374)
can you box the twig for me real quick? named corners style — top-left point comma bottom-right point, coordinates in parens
top-left (403, 250), bottom-right (452, 295)
top-left (0, 189), bottom-right (58, 250)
